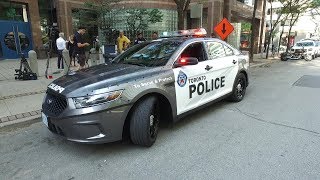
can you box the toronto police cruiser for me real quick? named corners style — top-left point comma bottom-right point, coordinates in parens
top-left (41, 28), bottom-right (250, 147)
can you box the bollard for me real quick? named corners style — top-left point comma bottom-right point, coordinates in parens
top-left (90, 48), bottom-right (99, 66)
top-left (99, 46), bottom-right (104, 63)
top-left (62, 49), bottom-right (70, 75)
top-left (28, 50), bottom-right (38, 76)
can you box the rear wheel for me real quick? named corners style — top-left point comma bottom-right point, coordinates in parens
top-left (130, 96), bottom-right (160, 147)
top-left (228, 73), bottom-right (247, 102)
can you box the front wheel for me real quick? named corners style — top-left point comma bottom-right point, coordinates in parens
top-left (130, 96), bottom-right (160, 147)
top-left (228, 73), bottom-right (247, 102)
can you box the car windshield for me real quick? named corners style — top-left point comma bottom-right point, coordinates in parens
top-left (114, 41), bottom-right (181, 67)
top-left (296, 42), bottom-right (314, 47)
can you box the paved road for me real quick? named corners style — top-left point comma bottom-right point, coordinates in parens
top-left (1, 59), bottom-right (320, 180)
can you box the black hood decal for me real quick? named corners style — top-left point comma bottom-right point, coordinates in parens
top-left (51, 64), bottom-right (169, 97)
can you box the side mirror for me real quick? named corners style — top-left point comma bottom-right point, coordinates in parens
top-left (174, 57), bottom-right (199, 67)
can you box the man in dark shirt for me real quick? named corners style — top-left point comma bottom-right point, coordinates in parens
top-left (74, 26), bottom-right (90, 69)
top-left (151, 32), bottom-right (158, 40)
top-left (134, 32), bottom-right (146, 45)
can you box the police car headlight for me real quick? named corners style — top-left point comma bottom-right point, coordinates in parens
top-left (73, 90), bottom-right (123, 109)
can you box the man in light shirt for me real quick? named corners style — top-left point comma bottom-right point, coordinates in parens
top-left (56, 32), bottom-right (66, 69)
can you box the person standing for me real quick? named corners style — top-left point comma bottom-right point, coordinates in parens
top-left (74, 26), bottom-right (90, 70)
top-left (151, 32), bottom-right (158, 40)
top-left (56, 32), bottom-right (66, 69)
top-left (117, 30), bottom-right (130, 54)
top-left (67, 35), bottom-right (76, 66)
top-left (134, 32), bottom-right (146, 45)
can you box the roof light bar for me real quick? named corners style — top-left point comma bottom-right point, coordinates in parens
top-left (160, 28), bottom-right (207, 38)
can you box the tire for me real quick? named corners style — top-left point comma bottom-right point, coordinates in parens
top-left (130, 96), bottom-right (160, 147)
top-left (228, 73), bottom-right (247, 102)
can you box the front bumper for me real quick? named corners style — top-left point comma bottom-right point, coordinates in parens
top-left (44, 105), bottom-right (130, 144)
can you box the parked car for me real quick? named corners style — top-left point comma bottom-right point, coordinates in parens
top-left (290, 41), bottom-right (317, 59)
top-left (314, 41), bottom-right (320, 57)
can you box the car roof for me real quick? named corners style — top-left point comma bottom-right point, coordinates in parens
top-left (154, 37), bottom-right (223, 44)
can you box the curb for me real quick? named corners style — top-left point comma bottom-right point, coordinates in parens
top-left (0, 114), bottom-right (40, 128)
top-left (0, 110), bottom-right (42, 128)
top-left (0, 90), bottom-right (46, 100)
top-left (250, 60), bottom-right (277, 68)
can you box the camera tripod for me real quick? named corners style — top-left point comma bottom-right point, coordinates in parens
top-left (14, 53), bottom-right (37, 80)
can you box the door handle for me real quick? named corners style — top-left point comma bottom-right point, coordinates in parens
top-left (205, 65), bottom-right (213, 71)
top-left (233, 60), bottom-right (237, 64)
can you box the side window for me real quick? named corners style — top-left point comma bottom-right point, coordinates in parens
top-left (205, 42), bottom-right (226, 59)
top-left (180, 42), bottom-right (207, 62)
top-left (224, 45), bottom-right (234, 56)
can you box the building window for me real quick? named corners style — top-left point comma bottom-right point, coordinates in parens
top-left (0, 1), bottom-right (29, 22)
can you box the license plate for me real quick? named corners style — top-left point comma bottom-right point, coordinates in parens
top-left (42, 112), bottom-right (48, 127)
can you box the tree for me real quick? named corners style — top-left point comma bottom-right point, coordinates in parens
top-left (285, 0), bottom-right (311, 53)
top-left (126, 9), bottom-right (163, 34)
top-left (173, 0), bottom-right (191, 30)
top-left (312, 0), bottom-right (320, 12)
top-left (265, 0), bottom-right (291, 58)
top-left (277, 16), bottom-right (289, 53)
top-left (249, 0), bottom-right (259, 63)
top-left (76, 0), bottom-right (121, 44)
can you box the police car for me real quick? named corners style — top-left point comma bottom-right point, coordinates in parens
top-left (42, 28), bottom-right (249, 147)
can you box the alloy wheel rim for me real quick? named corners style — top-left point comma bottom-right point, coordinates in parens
top-left (236, 79), bottom-right (244, 99)
top-left (149, 105), bottom-right (159, 138)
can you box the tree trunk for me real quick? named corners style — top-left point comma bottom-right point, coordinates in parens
top-left (177, 7), bottom-right (185, 30)
top-left (259, 0), bottom-right (267, 53)
top-left (265, 31), bottom-right (272, 58)
top-left (278, 25), bottom-right (284, 53)
top-left (286, 25), bottom-right (293, 53)
top-left (223, 0), bottom-right (231, 42)
top-left (266, 0), bottom-right (273, 59)
top-left (223, 0), bottom-right (231, 19)
top-left (249, 0), bottom-right (259, 63)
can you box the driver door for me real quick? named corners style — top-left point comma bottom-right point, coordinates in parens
top-left (173, 42), bottom-right (212, 115)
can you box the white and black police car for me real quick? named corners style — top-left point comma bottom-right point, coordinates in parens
top-left (42, 28), bottom-right (249, 147)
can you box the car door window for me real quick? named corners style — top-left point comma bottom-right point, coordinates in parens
top-left (205, 42), bottom-right (226, 59)
top-left (224, 45), bottom-right (234, 56)
top-left (180, 42), bottom-right (207, 62)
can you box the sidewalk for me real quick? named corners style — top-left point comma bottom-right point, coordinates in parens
top-left (250, 53), bottom-right (279, 67)
top-left (0, 55), bottom-right (278, 128)
top-left (0, 57), bottom-right (85, 127)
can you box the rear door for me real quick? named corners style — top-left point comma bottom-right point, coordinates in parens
top-left (204, 41), bottom-right (239, 99)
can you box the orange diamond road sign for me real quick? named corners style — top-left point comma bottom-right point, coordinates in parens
top-left (214, 18), bottom-right (234, 40)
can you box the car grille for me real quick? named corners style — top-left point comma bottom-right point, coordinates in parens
top-left (294, 49), bottom-right (305, 53)
top-left (43, 92), bottom-right (67, 117)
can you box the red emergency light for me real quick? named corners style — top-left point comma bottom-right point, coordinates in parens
top-left (161, 28), bottom-right (207, 38)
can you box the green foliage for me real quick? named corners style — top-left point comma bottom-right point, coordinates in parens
top-left (312, 0), bottom-right (320, 7)
top-left (149, 9), bottom-right (163, 24)
top-left (74, 0), bottom-right (122, 44)
top-left (126, 9), bottom-right (163, 32)
top-left (241, 22), bottom-right (251, 32)
top-left (5, 8), bottom-right (16, 20)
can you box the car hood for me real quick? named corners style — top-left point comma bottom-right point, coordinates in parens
top-left (48, 63), bottom-right (166, 97)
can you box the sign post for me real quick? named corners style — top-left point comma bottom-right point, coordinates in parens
top-left (214, 18), bottom-right (234, 40)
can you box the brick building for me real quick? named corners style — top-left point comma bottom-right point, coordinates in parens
top-left (1, 0), bottom-right (265, 59)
